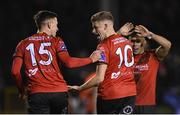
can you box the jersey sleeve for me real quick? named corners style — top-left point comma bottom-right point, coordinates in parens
top-left (55, 38), bottom-right (68, 53)
top-left (55, 37), bottom-right (92, 68)
top-left (58, 51), bottom-right (92, 68)
top-left (11, 57), bottom-right (24, 93)
top-left (96, 43), bottom-right (109, 64)
top-left (13, 40), bottom-right (24, 59)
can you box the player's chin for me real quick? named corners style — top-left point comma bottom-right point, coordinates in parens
top-left (97, 36), bottom-right (105, 41)
top-left (133, 49), bottom-right (139, 55)
top-left (97, 36), bottom-right (101, 40)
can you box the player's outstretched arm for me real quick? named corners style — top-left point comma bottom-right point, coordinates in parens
top-left (58, 50), bottom-right (101, 68)
top-left (68, 63), bottom-right (107, 91)
top-left (79, 63), bottom-right (107, 91)
top-left (135, 25), bottom-right (171, 61)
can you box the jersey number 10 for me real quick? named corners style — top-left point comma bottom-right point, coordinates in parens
top-left (115, 45), bottom-right (134, 68)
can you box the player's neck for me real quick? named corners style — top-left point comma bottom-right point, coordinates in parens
top-left (139, 48), bottom-right (145, 54)
top-left (105, 29), bottom-right (117, 39)
top-left (38, 28), bottom-right (51, 36)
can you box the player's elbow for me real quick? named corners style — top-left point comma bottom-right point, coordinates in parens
top-left (163, 42), bottom-right (171, 57)
top-left (167, 41), bottom-right (171, 51)
top-left (11, 69), bottom-right (20, 78)
top-left (97, 75), bottom-right (104, 84)
top-left (65, 61), bottom-right (75, 68)
top-left (162, 41), bottom-right (171, 52)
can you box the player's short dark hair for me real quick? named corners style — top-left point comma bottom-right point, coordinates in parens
top-left (34, 10), bottom-right (57, 29)
top-left (91, 11), bottom-right (114, 23)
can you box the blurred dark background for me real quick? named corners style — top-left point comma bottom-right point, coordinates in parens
top-left (0, 0), bottom-right (180, 113)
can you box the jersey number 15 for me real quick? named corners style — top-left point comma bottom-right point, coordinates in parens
top-left (26, 42), bottom-right (53, 66)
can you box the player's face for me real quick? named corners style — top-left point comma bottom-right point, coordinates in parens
top-left (131, 36), bottom-right (145, 55)
top-left (92, 21), bottom-right (107, 41)
top-left (49, 17), bottom-right (58, 37)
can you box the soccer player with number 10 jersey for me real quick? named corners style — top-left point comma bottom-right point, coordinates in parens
top-left (68, 11), bottom-right (136, 114)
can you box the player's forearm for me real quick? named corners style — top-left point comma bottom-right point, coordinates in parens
top-left (150, 33), bottom-right (171, 51)
top-left (11, 70), bottom-right (23, 92)
top-left (59, 51), bottom-right (92, 68)
top-left (65, 57), bottom-right (92, 68)
top-left (15, 74), bottom-right (24, 92)
top-left (80, 63), bottom-right (106, 91)
top-left (79, 76), bottom-right (100, 91)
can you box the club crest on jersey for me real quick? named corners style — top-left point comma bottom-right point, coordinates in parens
top-left (60, 43), bottom-right (67, 51)
top-left (99, 52), bottom-right (106, 62)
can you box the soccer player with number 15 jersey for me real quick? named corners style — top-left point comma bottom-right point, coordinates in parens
top-left (11, 10), bottom-right (100, 114)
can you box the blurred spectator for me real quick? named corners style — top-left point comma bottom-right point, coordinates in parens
top-left (164, 86), bottom-right (180, 114)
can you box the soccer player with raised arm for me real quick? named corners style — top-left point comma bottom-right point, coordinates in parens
top-left (118, 23), bottom-right (171, 113)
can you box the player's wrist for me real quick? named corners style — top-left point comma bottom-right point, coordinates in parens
top-left (89, 57), bottom-right (93, 63)
top-left (79, 86), bottom-right (83, 91)
top-left (146, 32), bottom-right (154, 39)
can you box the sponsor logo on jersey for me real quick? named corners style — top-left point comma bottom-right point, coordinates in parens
top-left (28, 36), bottom-right (46, 41)
top-left (28, 68), bottom-right (38, 76)
top-left (111, 71), bottom-right (121, 79)
top-left (112, 37), bottom-right (127, 45)
top-left (135, 64), bottom-right (149, 71)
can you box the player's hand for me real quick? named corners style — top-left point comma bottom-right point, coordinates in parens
top-left (90, 50), bottom-right (101, 63)
top-left (68, 85), bottom-right (80, 91)
top-left (117, 22), bottom-right (134, 36)
top-left (18, 87), bottom-right (27, 101)
top-left (19, 93), bottom-right (27, 100)
top-left (134, 25), bottom-right (153, 37)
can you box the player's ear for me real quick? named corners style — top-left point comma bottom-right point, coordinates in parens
top-left (104, 23), bottom-right (108, 30)
top-left (47, 21), bottom-right (51, 29)
top-left (48, 23), bottom-right (51, 29)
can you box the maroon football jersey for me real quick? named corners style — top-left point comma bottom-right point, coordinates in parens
top-left (13, 32), bottom-right (68, 94)
top-left (96, 34), bottom-right (136, 100)
top-left (134, 50), bottom-right (159, 105)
